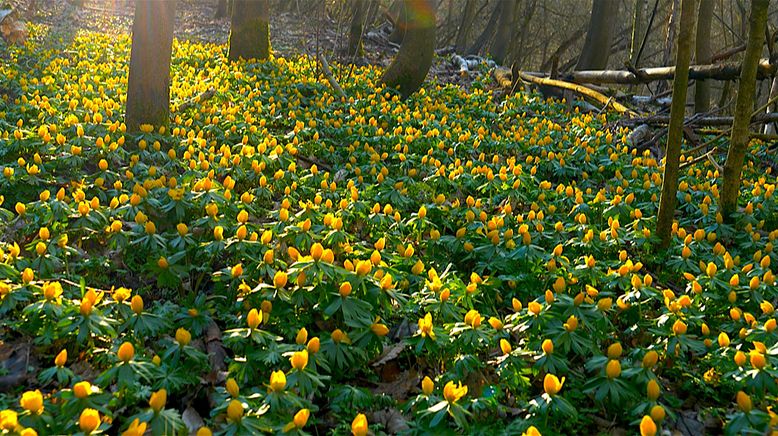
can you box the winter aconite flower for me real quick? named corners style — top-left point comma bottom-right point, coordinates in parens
top-left (418, 313), bottom-right (435, 339)
top-left (149, 389), bottom-right (167, 412)
top-left (421, 376), bottom-right (434, 395)
top-left (443, 381), bottom-right (468, 403)
top-left (226, 399), bottom-right (243, 422)
top-left (639, 416), bottom-right (657, 436)
top-left (291, 349), bottom-right (308, 370)
top-left (54, 349), bottom-right (67, 367)
top-left (351, 413), bottom-right (368, 436)
top-left (543, 374), bottom-right (564, 396)
top-left (20, 390), bottom-right (43, 414)
top-left (79, 408), bottom-right (100, 434)
top-left (270, 370), bottom-right (286, 392)
top-left (736, 391), bottom-right (752, 413)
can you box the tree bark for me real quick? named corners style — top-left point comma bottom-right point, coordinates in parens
top-left (630, 0), bottom-right (647, 64)
top-left (719, 0), bottom-right (769, 219)
top-left (661, 0), bottom-right (679, 67)
top-left (215, 0), bottom-right (227, 18)
top-left (655, 0), bottom-right (696, 249)
top-left (467, 1), bottom-right (500, 55)
top-left (490, 0), bottom-right (516, 65)
top-left (576, 0), bottom-right (619, 70)
top-left (694, 0), bottom-right (714, 113)
top-left (381, 0), bottom-right (436, 97)
top-left (125, 0), bottom-right (177, 133)
top-left (454, 0), bottom-right (476, 53)
top-left (388, 0), bottom-right (407, 44)
top-left (228, 0), bottom-right (270, 61)
top-left (347, 0), bottom-right (367, 58)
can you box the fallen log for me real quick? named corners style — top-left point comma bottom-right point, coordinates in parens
top-left (494, 68), bottom-right (637, 116)
top-left (626, 112), bottom-right (778, 126)
top-left (318, 55), bottom-right (346, 99)
top-left (569, 58), bottom-right (776, 84)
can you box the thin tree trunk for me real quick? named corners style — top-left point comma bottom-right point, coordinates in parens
top-left (655, 0), bottom-right (696, 249)
top-left (388, 0), bottom-right (407, 44)
top-left (467, 1), bottom-right (501, 55)
top-left (576, 0), bottom-right (620, 70)
top-left (662, 0), bottom-right (679, 67)
top-left (694, 0), bottom-right (714, 112)
top-left (381, 0), bottom-right (436, 97)
top-left (720, 0), bottom-right (770, 218)
top-left (491, 0), bottom-right (516, 65)
top-left (228, 0), bottom-right (270, 61)
top-left (125, 0), bottom-right (177, 133)
top-left (454, 0), bottom-right (477, 53)
top-left (347, 0), bottom-right (367, 58)
top-left (630, 0), bottom-right (648, 64)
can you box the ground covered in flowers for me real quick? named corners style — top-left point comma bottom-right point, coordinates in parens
top-left (0, 25), bottom-right (777, 436)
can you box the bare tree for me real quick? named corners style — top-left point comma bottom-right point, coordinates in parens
top-left (655, 0), bottom-right (697, 248)
top-left (454, 0), bottom-right (477, 53)
top-left (348, 0), bottom-right (367, 58)
top-left (125, 0), bottom-right (177, 133)
top-left (694, 0), bottom-right (714, 112)
top-left (228, 0), bottom-right (270, 61)
top-left (719, 0), bottom-right (770, 219)
top-left (491, 0), bottom-right (517, 65)
top-left (576, 0), bottom-right (619, 70)
top-left (381, 0), bottom-right (436, 97)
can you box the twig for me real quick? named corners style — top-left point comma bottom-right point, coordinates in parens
top-left (318, 54), bottom-right (346, 99)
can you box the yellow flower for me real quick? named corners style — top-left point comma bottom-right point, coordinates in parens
top-left (226, 378), bottom-right (240, 398)
top-left (296, 327), bottom-right (308, 345)
top-left (750, 351), bottom-right (766, 369)
top-left (307, 337), bottom-right (321, 353)
top-left (541, 339), bottom-right (554, 355)
top-left (642, 350), bottom-right (658, 368)
top-left (672, 319), bottom-right (687, 335)
top-left (522, 426), bottom-right (542, 436)
top-left (20, 390), bottom-right (43, 414)
top-left (247, 308), bottom-right (262, 329)
top-left (274, 271), bottom-right (288, 288)
top-left (563, 315), bottom-right (578, 332)
top-left (79, 408), bottom-right (100, 434)
top-left (54, 349), bottom-right (67, 367)
top-left (421, 376), bottom-right (434, 395)
top-left (607, 343), bottom-right (622, 359)
top-left (131, 295), bottom-right (144, 314)
top-left (499, 339), bottom-right (512, 355)
top-left (21, 268), bottom-right (34, 284)
top-left (646, 379), bottom-right (660, 400)
top-left (270, 370), bottom-right (286, 392)
top-left (464, 309), bottom-right (481, 328)
top-left (543, 374), bottom-right (564, 396)
top-left (0, 409), bottom-right (18, 431)
top-left (418, 313), bottom-right (435, 339)
top-left (149, 389), bottom-right (167, 412)
top-left (737, 391), bottom-right (752, 413)
top-left (443, 381), bottom-right (468, 403)
top-left (291, 350), bottom-right (308, 371)
top-left (351, 413), bottom-right (368, 436)
top-left (175, 328), bottom-right (192, 346)
top-left (717, 332), bottom-right (730, 347)
top-left (226, 399), bottom-right (243, 422)
top-left (293, 408), bottom-right (310, 429)
top-left (605, 359), bottom-right (621, 378)
top-left (73, 381), bottom-right (92, 399)
top-left (196, 427), bottom-right (212, 436)
top-left (650, 405), bottom-right (665, 421)
top-left (639, 415), bottom-right (657, 436)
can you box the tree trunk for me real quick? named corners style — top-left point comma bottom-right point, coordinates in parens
top-left (630, 0), bottom-right (647, 64)
top-left (228, 0), bottom-right (270, 61)
top-left (719, 0), bottom-right (769, 219)
top-left (215, 0), bottom-right (227, 18)
top-left (381, 0), bottom-right (436, 97)
top-left (125, 0), bottom-right (177, 133)
top-left (388, 0), bottom-right (407, 44)
top-left (576, 0), bottom-right (619, 70)
top-left (655, 0), bottom-right (696, 249)
top-left (467, 1), bottom-right (500, 55)
top-left (454, 0), bottom-right (476, 53)
top-left (694, 0), bottom-right (714, 113)
top-left (490, 0), bottom-right (516, 65)
top-left (662, 0), bottom-right (679, 67)
top-left (347, 0), bottom-right (367, 58)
